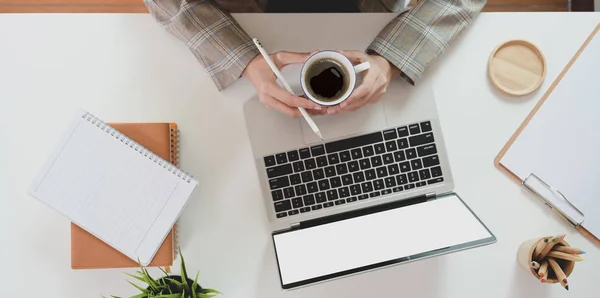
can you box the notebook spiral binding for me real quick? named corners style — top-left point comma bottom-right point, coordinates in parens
top-left (82, 112), bottom-right (193, 183)
top-left (170, 126), bottom-right (180, 259)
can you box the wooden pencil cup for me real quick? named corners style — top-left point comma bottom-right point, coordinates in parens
top-left (517, 237), bottom-right (575, 284)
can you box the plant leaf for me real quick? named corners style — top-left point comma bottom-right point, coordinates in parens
top-left (141, 267), bottom-right (160, 291)
top-left (191, 271), bottom-right (199, 297)
top-left (128, 281), bottom-right (150, 294)
top-left (126, 273), bottom-right (148, 285)
top-left (153, 294), bottom-right (181, 298)
top-left (129, 293), bottom-right (148, 298)
top-left (179, 251), bottom-right (189, 292)
top-left (197, 294), bottom-right (216, 298)
top-left (201, 289), bottom-right (221, 295)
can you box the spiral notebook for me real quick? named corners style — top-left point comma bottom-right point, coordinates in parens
top-left (71, 122), bottom-right (179, 269)
top-left (29, 110), bottom-right (198, 265)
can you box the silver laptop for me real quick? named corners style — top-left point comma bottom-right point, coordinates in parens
top-left (243, 76), bottom-right (496, 289)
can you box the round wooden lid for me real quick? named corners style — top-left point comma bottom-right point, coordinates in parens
top-left (488, 40), bottom-right (547, 96)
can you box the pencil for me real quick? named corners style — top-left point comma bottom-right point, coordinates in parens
top-left (547, 251), bottom-right (584, 262)
top-left (538, 260), bottom-right (549, 281)
top-left (548, 257), bottom-right (569, 291)
top-left (252, 38), bottom-right (323, 140)
top-left (533, 238), bottom-right (548, 260)
top-left (531, 261), bottom-right (540, 270)
top-left (538, 234), bottom-right (565, 260)
top-left (553, 246), bottom-right (585, 255)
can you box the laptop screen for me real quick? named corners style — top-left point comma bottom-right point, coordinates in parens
top-left (272, 194), bottom-right (495, 289)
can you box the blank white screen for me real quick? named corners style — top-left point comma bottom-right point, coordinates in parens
top-left (273, 195), bottom-right (492, 286)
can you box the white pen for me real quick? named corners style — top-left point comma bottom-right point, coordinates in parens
top-left (252, 38), bottom-right (323, 140)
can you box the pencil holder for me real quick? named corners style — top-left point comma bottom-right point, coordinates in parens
top-left (517, 236), bottom-right (575, 284)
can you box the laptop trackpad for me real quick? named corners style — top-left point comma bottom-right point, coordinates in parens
top-left (272, 194), bottom-right (494, 289)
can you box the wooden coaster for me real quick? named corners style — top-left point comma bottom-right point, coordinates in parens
top-left (488, 40), bottom-right (546, 96)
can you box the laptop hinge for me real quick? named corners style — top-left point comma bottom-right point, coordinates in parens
top-left (290, 222), bottom-right (301, 229)
top-left (426, 192), bottom-right (436, 200)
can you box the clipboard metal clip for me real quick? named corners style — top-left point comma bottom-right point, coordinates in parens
top-left (523, 173), bottom-right (585, 227)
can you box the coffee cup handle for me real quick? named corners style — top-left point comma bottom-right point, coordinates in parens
top-left (354, 62), bottom-right (371, 73)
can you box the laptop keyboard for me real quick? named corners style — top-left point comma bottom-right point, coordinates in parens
top-left (263, 121), bottom-right (444, 219)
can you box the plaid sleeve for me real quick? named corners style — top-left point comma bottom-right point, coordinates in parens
top-left (367, 0), bottom-right (486, 85)
top-left (145, 0), bottom-right (259, 90)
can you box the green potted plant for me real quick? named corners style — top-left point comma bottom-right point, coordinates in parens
top-left (107, 251), bottom-right (220, 298)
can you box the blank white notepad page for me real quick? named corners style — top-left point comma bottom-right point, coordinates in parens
top-left (29, 112), bottom-right (197, 265)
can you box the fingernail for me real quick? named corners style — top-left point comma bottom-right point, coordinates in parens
top-left (340, 103), bottom-right (347, 109)
top-left (327, 109), bottom-right (336, 115)
top-left (315, 106), bottom-right (322, 110)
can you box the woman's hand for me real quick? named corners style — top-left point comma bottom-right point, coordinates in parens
top-left (327, 51), bottom-right (400, 115)
top-left (243, 51), bottom-right (323, 118)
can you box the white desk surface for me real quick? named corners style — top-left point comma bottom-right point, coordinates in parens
top-left (1, 12), bottom-right (599, 298)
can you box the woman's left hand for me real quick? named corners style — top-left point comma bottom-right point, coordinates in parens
top-left (327, 51), bottom-right (400, 115)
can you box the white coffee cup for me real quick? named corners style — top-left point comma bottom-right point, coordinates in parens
top-left (300, 51), bottom-right (370, 106)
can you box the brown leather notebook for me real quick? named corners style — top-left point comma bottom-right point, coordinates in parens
top-left (71, 123), bottom-right (179, 269)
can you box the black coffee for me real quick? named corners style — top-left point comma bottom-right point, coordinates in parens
top-left (306, 59), bottom-right (349, 101)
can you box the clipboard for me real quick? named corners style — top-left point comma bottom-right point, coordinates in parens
top-left (495, 23), bottom-right (600, 247)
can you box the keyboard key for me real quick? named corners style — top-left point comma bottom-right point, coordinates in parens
top-left (385, 141), bottom-right (397, 152)
top-left (376, 166), bottom-right (388, 178)
top-left (339, 151), bottom-right (351, 162)
top-left (316, 156), bottom-right (328, 167)
top-left (381, 189), bottom-right (391, 195)
top-left (359, 158), bottom-right (372, 170)
top-left (397, 138), bottom-right (409, 149)
top-left (363, 145), bottom-right (375, 157)
top-left (397, 126), bottom-right (409, 137)
top-left (283, 187), bottom-right (295, 198)
top-left (311, 145), bottom-right (325, 156)
top-left (361, 181), bottom-right (373, 193)
top-left (272, 190), bottom-right (284, 201)
top-left (302, 171), bottom-right (314, 183)
top-left (430, 166), bottom-right (443, 177)
top-left (295, 184), bottom-right (307, 196)
top-left (350, 184), bottom-right (362, 195)
top-left (405, 183), bottom-right (415, 190)
top-left (300, 207), bottom-right (311, 213)
top-left (416, 181), bottom-right (427, 187)
top-left (335, 199), bottom-right (346, 205)
top-left (318, 179), bottom-right (330, 191)
top-left (420, 121), bottom-right (432, 132)
top-left (385, 177), bottom-right (396, 188)
top-left (382, 153), bottom-right (394, 165)
top-left (371, 156), bottom-right (383, 167)
top-left (408, 172), bottom-right (419, 182)
top-left (353, 172), bottom-right (366, 183)
top-left (399, 162), bottom-right (411, 173)
top-left (303, 194), bottom-right (316, 206)
top-left (324, 202), bottom-right (335, 208)
top-left (342, 174), bottom-right (353, 186)
top-left (269, 176), bottom-right (290, 190)
top-left (370, 191), bottom-right (381, 198)
top-left (292, 197), bottom-right (303, 208)
top-left (396, 174), bottom-right (408, 185)
top-left (393, 186), bottom-right (403, 192)
top-left (365, 169), bottom-right (376, 180)
top-left (313, 168), bottom-right (325, 180)
top-left (351, 148), bottom-right (363, 160)
top-left (274, 200), bottom-right (292, 212)
top-left (406, 148), bottom-right (417, 160)
top-left (411, 159), bottom-right (423, 170)
top-left (328, 153), bottom-right (340, 165)
top-left (347, 197), bottom-right (358, 203)
top-left (394, 150), bottom-right (406, 162)
top-left (409, 133), bottom-right (434, 147)
top-left (388, 164), bottom-right (400, 175)
top-left (428, 177), bottom-right (444, 185)
top-left (304, 158), bottom-right (317, 170)
top-left (287, 150), bottom-right (299, 162)
top-left (373, 179), bottom-right (385, 190)
top-left (417, 144), bottom-right (437, 157)
top-left (264, 155), bottom-right (276, 167)
top-left (338, 187), bottom-right (350, 198)
top-left (330, 177), bottom-right (342, 188)
top-left (290, 174), bottom-right (302, 185)
top-left (325, 166), bottom-right (336, 177)
top-left (276, 212), bottom-right (287, 218)
top-left (276, 153), bottom-right (288, 164)
top-left (374, 143), bottom-right (386, 155)
top-left (299, 148), bottom-right (311, 159)
top-left (289, 209), bottom-right (300, 215)
top-left (325, 131), bottom-right (383, 153)
top-left (423, 155), bottom-right (440, 167)
top-left (311, 204), bottom-right (323, 211)
top-left (358, 194), bottom-right (369, 200)
top-left (419, 169), bottom-right (431, 180)
top-left (383, 129), bottom-right (398, 140)
top-left (315, 192), bottom-right (327, 203)
top-left (327, 190), bottom-right (338, 201)
top-left (267, 164), bottom-right (293, 178)
top-left (348, 161), bottom-right (359, 172)
top-left (307, 182), bottom-right (318, 193)
top-left (336, 163), bottom-right (348, 175)
top-left (409, 124), bottom-right (421, 135)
